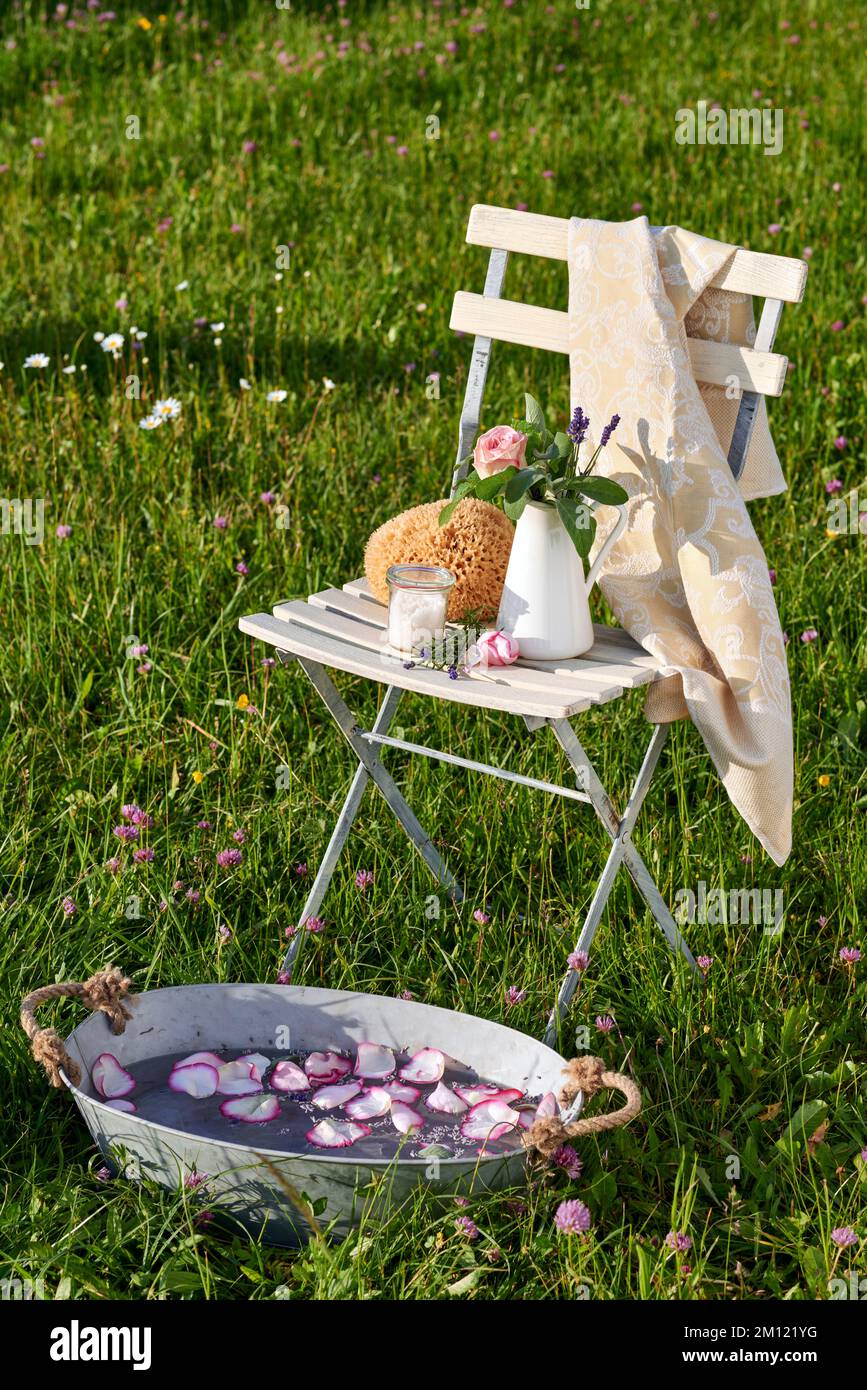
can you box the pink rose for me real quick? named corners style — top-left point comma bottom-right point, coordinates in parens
top-left (470, 629), bottom-right (519, 668)
top-left (473, 425), bottom-right (527, 478)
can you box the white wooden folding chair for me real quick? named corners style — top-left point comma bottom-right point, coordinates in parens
top-left (240, 205), bottom-right (807, 1046)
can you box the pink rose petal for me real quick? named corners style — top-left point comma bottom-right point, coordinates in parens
top-left (345, 1087), bottom-right (392, 1120)
top-left (311, 1081), bottom-right (363, 1110)
top-left (425, 1082), bottom-right (468, 1115)
top-left (354, 1041), bottom-right (396, 1079)
top-left (382, 1079), bottom-right (421, 1103)
top-left (92, 1053), bottom-right (136, 1099)
top-left (460, 1099), bottom-right (522, 1142)
top-left (237, 1052), bottom-right (270, 1081)
top-left (220, 1093), bottom-right (281, 1124)
top-left (304, 1050), bottom-right (352, 1085)
top-left (399, 1048), bottom-right (445, 1084)
top-left (216, 1060), bottom-right (262, 1096)
top-left (168, 1062), bottom-right (219, 1098)
top-left (390, 1102), bottom-right (425, 1134)
top-left (177, 1050), bottom-right (224, 1071)
top-left (269, 1060), bottom-right (309, 1093)
top-left (454, 1084), bottom-right (522, 1107)
top-left (306, 1118), bottom-right (371, 1149)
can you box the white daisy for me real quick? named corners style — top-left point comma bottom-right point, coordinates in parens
top-left (23, 353), bottom-right (50, 369)
top-left (274, 272), bottom-right (283, 282)
top-left (213, 337), bottom-right (222, 347)
top-left (133, 329), bottom-right (147, 341)
top-left (239, 378), bottom-right (252, 391)
top-left (175, 280), bottom-right (189, 291)
top-left (323, 378), bottom-right (336, 391)
top-left (62, 365), bottom-right (77, 374)
top-left (275, 306), bottom-right (284, 314)
top-left (210, 321), bottom-right (225, 333)
top-left (93, 332), bottom-right (105, 343)
top-left (267, 389), bottom-right (287, 403)
top-left (101, 332), bottom-right (124, 353)
top-left (152, 397), bottom-right (182, 419)
top-left (139, 415), bottom-right (163, 431)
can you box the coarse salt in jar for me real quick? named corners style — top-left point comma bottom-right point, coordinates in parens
top-left (385, 565), bottom-right (455, 658)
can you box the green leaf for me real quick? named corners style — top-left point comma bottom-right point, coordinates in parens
top-left (504, 493), bottom-right (530, 523)
top-left (775, 1100), bottom-right (829, 1159)
top-left (438, 476), bottom-right (476, 525)
top-left (635, 1245), bottom-right (654, 1300)
top-left (447, 1268), bottom-right (483, 1296)
top-left (575, 476), bottom-right (629, 506)
top-left (504, 466), bottom-right (545, 503)
top-left (553, 431), bottom-right (572, 457)
top-left (524, 393), bottom-right (546, 432)
top-left (475, 466), bottom-right (516, 499)
top-left (556, 499), bottom-right (595, 559)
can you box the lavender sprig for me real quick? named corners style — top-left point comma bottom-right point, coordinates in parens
top-left (567, 405), bottom-right (590, 447)
top-left (599, 413), bottom-right (621, 448)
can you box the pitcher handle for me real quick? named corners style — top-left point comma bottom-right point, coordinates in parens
top-left (585, 503), bottom-right (627, 596)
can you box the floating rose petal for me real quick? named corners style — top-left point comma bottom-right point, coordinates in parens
top-left (269, 1060), bottom-right (309, 1093)
top-left (311, 1081), bottom-right (363, 1110)
top-left (216, 1060), bottom-right (262, 1096)
top-left (176, 1050), bottom-right (224, 1071)
top-left (306, 1118), bottom-right (371, 1149)
top-left (461, 1099), bottom-right (522, 1143)
top-left (455, 1084), bottom-right (522, 1107)
top-left (92, 1053), bottom-right (136, 1099)
top-left (391, 1102), bottom-right (425, 1134)
top-left (399, 1048), bottom-right (445, 1084)
top-left (425, 1082), bottom-right (468, 1115)
top-left (382, 1079), bottom-right (421, 1103)
top-left (304, 1050), bottom-right (352, 1085)
top-left (345, 1087), bottom-right (392, 1120)
top-left (104, 1098), bottom-right (137, 1113)
top-left (534, 1091), bottom-right (558, 1120)
top-left (237, 1052), bottom-right (270, 1082)
top-left (354, 1041), bottom-right (395, 1078)
top-left (220, 1094), bottom-right (280, 1124)
top-left (168, 1063), bottom-right (219, 1098)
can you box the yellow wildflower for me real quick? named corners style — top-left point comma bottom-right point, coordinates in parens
top-left (236, 693), bottom-right (250, 710)
top-left (192, 770), bottom-right (203, 785)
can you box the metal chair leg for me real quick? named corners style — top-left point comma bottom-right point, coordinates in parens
top-left (544, 721), bottom-right (696, 1046)
top-left (298, 657), bottom-right (463, 899)
top-left (281, 683), bottom-right (403, 973)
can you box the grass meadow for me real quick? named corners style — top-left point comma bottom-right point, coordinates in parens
top-left (0, 0), bottom-right (865, 1301)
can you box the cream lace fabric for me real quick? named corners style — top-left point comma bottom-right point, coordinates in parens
top-left (568, 216), bottom-right (792, 864)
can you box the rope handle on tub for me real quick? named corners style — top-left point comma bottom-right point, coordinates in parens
top-left (522, 1054), bottom-right (641, 1161)
top-left (20, 967), bottom-right (134, 1089)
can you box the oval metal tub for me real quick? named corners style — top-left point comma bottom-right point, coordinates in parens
top-left (61, 982), bottom-right (571, 1246)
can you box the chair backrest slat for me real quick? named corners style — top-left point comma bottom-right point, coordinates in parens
top-left (466, 204), bottom-right (808, 303)
top-left (450, 291), bottom-right (788, 396)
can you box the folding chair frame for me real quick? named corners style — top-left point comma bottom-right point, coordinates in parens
top-left (277, 241), bottom-right (788, 1048)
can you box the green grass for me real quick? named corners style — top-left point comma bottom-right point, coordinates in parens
top-left (0, 0), bottom-right (865, 1301)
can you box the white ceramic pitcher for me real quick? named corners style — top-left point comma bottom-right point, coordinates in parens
top-left (497, 500), bottom-right (627, 660)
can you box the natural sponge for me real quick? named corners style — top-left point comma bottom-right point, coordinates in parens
top-left (364, 498), bottom-right (514, 621)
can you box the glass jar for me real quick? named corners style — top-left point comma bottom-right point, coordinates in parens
top-left (385, 565), bottom-right (455, 658)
